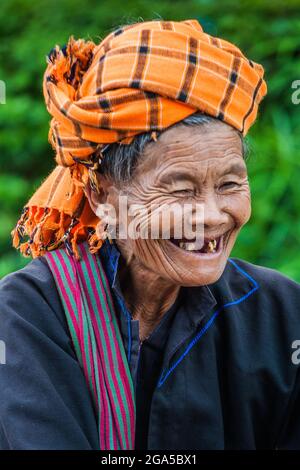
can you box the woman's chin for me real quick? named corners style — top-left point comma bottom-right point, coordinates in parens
top-left (151, 254), bottom-right (228, 286)
top-left (176, 263), bottom-right (226, 286)
top-left (157, 238), bottom-right (231, 286)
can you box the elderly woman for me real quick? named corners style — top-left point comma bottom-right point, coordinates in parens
top-left (1, 19), bottom-right (300, 451)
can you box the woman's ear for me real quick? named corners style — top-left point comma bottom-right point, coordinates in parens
top-left (84, 172), bottom-right (111, 214)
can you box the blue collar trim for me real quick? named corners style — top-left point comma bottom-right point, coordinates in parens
top-left (157, 258), bottom-right (259, 387)
top-left (98, 239), bottom-right (260, 388)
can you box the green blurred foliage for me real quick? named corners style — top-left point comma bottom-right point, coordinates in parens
top-left (0, 0), bottom-right (300, 280)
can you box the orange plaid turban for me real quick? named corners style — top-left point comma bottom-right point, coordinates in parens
top-left (12, 19), bottom-right (267, 259)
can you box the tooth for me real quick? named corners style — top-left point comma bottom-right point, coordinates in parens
top-left (179, 242), bottom-right (196, 251)
top-left (207, 239), bottom-right (217, 252)
top-left (194, 240), bottom-right (204, 250)
top-left (186, 243), bottom-right (196, 251)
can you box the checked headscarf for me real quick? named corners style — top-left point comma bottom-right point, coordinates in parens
top-left (12, 19), bottom-right (267, 259)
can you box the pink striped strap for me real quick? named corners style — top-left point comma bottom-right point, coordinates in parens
top-left (44, 241), bottom-right (136, 449)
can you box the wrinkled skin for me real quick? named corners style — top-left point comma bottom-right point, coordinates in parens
top-left (86, 120), bottom-right (251, 340)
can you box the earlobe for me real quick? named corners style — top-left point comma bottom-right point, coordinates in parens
top-left (85, 180), bottom-right (102, 213)
top-left (85, 172), bottom-right (114, 213)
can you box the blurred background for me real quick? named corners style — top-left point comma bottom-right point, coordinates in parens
top-left (0, 0), bottom-right (300, 280)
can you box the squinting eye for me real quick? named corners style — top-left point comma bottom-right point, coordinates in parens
top-left (171, 189), bottom-right (194, 196)
top-left (220, 182), bottom-right (241, 190)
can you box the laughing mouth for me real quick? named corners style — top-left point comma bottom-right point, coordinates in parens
top-left (169, 231), bottom-right (231, 254)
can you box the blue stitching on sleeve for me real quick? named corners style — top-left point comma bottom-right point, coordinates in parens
top-left (157, 258), bottom-right (259, 388)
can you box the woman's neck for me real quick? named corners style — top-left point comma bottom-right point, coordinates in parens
top-left (116, 242), bottom-right (180, 341)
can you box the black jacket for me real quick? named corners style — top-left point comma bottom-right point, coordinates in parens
top-left (0, 250), bottom-right (300, 450)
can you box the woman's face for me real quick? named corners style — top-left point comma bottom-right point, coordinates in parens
top-left (91, 120), bottom-right (251, 286)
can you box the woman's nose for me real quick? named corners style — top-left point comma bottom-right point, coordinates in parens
top-left (203, 192), bottom-right (228, 229)
top-left (189, 192), bottom-right (228, 230)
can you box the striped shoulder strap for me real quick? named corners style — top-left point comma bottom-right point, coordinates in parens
top-left (44, 241), bottom-right (136, 450)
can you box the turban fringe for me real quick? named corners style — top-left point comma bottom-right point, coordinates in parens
top-left (12, 19), bottom-right (267, 259)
